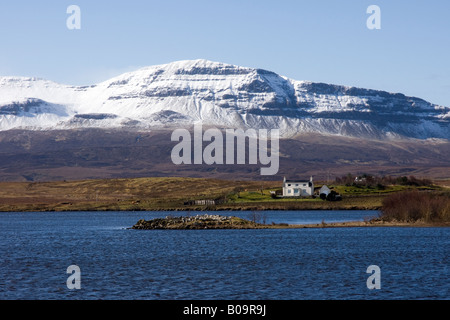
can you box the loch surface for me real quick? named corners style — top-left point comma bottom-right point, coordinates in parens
top-left (0, 210), bottom-right (448, 300)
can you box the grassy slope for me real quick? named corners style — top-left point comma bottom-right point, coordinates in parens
top-left (0, 177), bottom-right (446, 212)
top-left (0, 177), bottom-right (275, 212)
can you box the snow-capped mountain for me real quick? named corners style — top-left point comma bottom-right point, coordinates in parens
top-left (0, 59), bottom-right (448, 139)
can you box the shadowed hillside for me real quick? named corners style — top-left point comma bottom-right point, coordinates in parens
top-left (0, 129), bottom-right (448, 182)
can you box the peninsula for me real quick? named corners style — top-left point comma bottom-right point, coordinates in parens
top-left (131, 214), bottom-right (270, 230)
top-left (130, 214), bottom-right (450, 230)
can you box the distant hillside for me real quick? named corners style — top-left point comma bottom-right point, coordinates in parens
top-left (0, 129), bottom-right (448, 182)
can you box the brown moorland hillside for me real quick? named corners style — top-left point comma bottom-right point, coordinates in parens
top-left (0, 129), bottom-right (448, 182)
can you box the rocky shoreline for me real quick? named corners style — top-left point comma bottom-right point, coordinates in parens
top-left (131, 214), bottom-right (268, 230)
top-left (131, 214), bottom-right (450, 230)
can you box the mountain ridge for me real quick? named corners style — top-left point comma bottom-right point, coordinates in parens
top-left (0, 59), bottom-right (448, 140)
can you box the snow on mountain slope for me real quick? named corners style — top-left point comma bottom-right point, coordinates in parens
top-left (0, 59), bottom-right (448, 139)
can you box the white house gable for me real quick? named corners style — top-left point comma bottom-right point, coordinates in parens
top-left (282, 176), bottom-right (314, 197)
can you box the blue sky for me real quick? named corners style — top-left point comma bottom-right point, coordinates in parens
top-left (0, 0), bottom-right (449, 106)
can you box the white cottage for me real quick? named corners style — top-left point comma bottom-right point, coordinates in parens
top-left (282, 176), bottom-right (314, 197)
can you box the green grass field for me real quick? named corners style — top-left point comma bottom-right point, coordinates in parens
top-left (0, 177), bottom-right (446, 212)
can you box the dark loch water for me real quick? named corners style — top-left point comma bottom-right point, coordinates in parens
top-left (0, 210), bottom-right (448, 300)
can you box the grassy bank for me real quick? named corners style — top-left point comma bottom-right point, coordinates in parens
top-left (380, 190), bottom-right (450, 223)
top-left (0, 176), bottom-right (447, 213)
